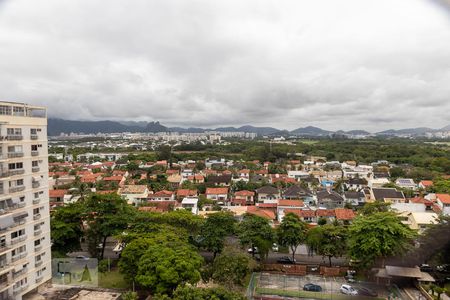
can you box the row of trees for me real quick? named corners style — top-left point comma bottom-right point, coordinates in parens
top-left (52, 194), bottom-right (419, 298)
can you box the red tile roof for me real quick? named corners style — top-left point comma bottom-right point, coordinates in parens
top-left (286, 209), bottom-right (315, 218)
top-left (49, 189), bottom-right (67, 198)
top-left (437, 193), bottom-right (450, 204)
top-left (257, 203), bottom-right (278, 208)
top-left (247, 206), bottom-right (276, 220)
top-left (152, 190), bottom-right (174, 197)
top-left (235, 190), bottom-right (255, 197)
top-left (316, 209), bottom-right (336, 217)
top-left (419, 180), bottom-right (433, 187)
top-left (278, 199), bottom-right (304, 207)
top-left (335, 208), bottom-right (356, 220)
top-left (102, 176), bottom-right (123, 181)
top-left (206, 187), bottom-right (228, 195)
top-left (177, 189), bottom-right (197, 197)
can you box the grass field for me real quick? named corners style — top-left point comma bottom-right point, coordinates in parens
top-left (98, 269), bottom-right (130, 289)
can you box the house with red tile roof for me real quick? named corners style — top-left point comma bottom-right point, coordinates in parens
top-left (149, 190), bottom-right (175, 201)
top-left (418, 180), bottom-right (433, 189)
top-left (205, 187), bottom-right (229, 202)
top-left (234, 190), bottom-right (255, 205)
top-left (315, 209), bottom-right (336, 223)
top-left (176, 189), bottom-right (198, 200)
top-left (247, 206), bottom-right (276, 221)
top-left (102, 175), bottom-right (125, 187)
top-left (277, 199), bottom-right (305, 222)
top-left (335, 208), bottom-right (356, 222)
top-left (436, 193), bottom-right (450, 215)
top-left (284, 209), bottom-right (316, 223)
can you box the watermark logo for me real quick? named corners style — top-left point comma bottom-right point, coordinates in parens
top-left (52, 258), bottom-right (98, 287)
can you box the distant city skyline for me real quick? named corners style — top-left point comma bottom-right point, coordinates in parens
top-left (1, 0), bottom-right (449, 131)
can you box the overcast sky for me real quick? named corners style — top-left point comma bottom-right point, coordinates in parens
top-left (0, 0), bottom-right (449, 131)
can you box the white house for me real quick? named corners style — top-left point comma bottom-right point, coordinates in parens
top-left (181, 197), bottom-right (199, 215)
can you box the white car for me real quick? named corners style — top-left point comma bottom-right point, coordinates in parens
top-left (340, 284), bottom-right (358, 295)
top-left (272, 243), bottom-right (279, 252)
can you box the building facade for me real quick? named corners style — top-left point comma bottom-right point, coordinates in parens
top-left (0, 102), bottom-right (51, 299)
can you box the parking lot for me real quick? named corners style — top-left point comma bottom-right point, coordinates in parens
top-left (254, 272), bottom-right (390, 299)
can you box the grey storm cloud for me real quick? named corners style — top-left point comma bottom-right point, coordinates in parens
top-left (0, 0), bottom-right (449, 131)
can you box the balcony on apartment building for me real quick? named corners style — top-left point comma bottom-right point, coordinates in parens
top-left (9, 186), bottom-right (25, 193)
top-left (13, 283), bottom-right (29, 296)
top-left (6, 135), bottom-right (23, 141)
top-left (34, 260), bottom-right (43, 268)
top-left (7, 169), bottom-right (25, 176)
top-left (12, 266), bottom-right (28, 279)
top-left (31, 151), bottom-right (39, 157)
top-left (32, 166), bottom-right (40, 173)
top-left (10, 235), bottom-right (27, 246)
top-left (32, 181), bottom-right (40, 189)
top-left (0, 275), bottom-right (9, 290)
top-left (11, 252), bottom-right (27, 263)
top-left (30, 134), bottom-right (38, 140)
top-left (34, 228), bottom-right (42, 237)
top-left (7, 152), bottom-right (24, 159)
top-left (32, 198), bottom-right (41, 205)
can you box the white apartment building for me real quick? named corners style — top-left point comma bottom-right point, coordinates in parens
top-left (0, 102), bottom-right (51, 299)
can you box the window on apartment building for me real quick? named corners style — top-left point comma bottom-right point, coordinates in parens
top-left (11, 229), bottom-right (25, 239)
top-left (13, 277), bottom-right (27, 289)
top-left (0, 236), bottom-right (5, 248)
top-left (34, 239), bottom-right (41, 247)
top-left (7, 128), bottom-right (21, 135)
top-left (31, 145), bottom-right (38, 151)
top-left (32, 161), bottom-right (39, 167)
top-left (37, 267), bottom-right (46, 277)
top-left (0, 105), bottom-right (12, 115)
top-left (8, 162), bottom-right (23, 170)
top-left (9, 179), bottom-right (24, 187)
top-left (35, 252), bottom-right (45, 262)
top-left (7, 145), bottom-right (22, 153)
top-left (30, 128), bottom-right (37, 135)
top-left (12, 245), bottom-right (26, 257)
top-left (0, 198), bottom-right (15, 210)
top-left (12, 106), bottom-right (25, 116)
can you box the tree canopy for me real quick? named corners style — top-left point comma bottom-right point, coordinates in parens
top-left (347, 212), bottom-right (417, 267)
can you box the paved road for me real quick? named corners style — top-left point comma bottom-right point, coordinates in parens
top-left (68, 240), bottom-right (348, 268)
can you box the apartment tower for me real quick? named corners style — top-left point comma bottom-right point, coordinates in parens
top-left (0, 102), bottom-right (51, 299)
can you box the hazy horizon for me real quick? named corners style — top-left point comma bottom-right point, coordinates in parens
top-left (1, 0), bottom-right (449, 131)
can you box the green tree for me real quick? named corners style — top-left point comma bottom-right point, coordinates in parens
top-left (122, 291), bottom-right (139, 300)
top-left (359, 201), bottom-right (391, 215)
top-left (84, 193), bottom-right (135, 259)
top-left (51, 203), bottom-right (84, 254)
top-left (307, 225), bottom-right (347, 267)
top-left (237, 214), bottom-right (274, 259)
top-left (154, 285), bottom-right (246, 300)
top-left (348, 212), bottom-right (417, 267)
top-left (211, 246), bottom-right (256, 287)
top-left (277, 213), bottom-right (307, 262)
top-left (136, 240), bottom-right (203, 295)
top-left (199, 212), bottom-right (236, 258)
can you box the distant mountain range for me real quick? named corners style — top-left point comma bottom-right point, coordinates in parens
top-left (47, 118), bottom-right (450, 137)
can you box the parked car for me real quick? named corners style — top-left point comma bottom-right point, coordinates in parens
top-left (420, 264), bottom-right (433, 272)
top-left (357, 287), bottom-right (378, 297)
top-left (340, 284), bottom-right (358, 295)
top-left (75, 255), bottom-right (89, 260)
top-left (277, 256), bottom-right (296, 264)
top-left (437, 264), bottom-right (450, 273)
top-left (247, 247), bottom-right (258, 254)
top-left (272, 243), bottom-right (279, 252)
top-left (303, 283), bottom-right (322, 292)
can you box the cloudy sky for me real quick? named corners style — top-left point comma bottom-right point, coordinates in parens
top-left (0, 0), bottom-right (449, 131)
